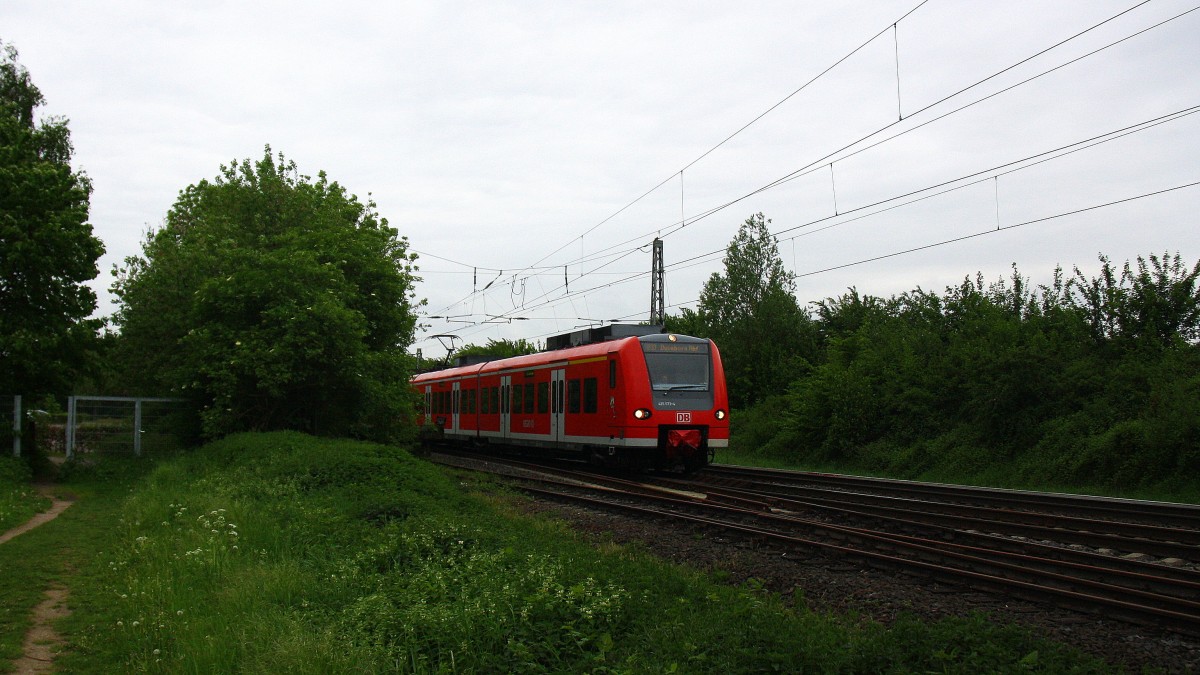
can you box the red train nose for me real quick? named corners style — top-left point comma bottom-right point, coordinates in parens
top-left (668, 429), bottom-right (702, 449)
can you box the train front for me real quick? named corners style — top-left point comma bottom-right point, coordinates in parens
top-left (621, 333), bottom-right (729, 472)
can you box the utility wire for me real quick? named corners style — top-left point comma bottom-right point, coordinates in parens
top-left (414, 3), bottom-right (1192, 345)
top-left (417, 105), bottom-right (1198, 341)
top-left (462, 0), bottom-right (1184, 303)
top-left (433, 1), bottom-right (932, 302)
top-left (795, 181), bottom-right (1200, 278)
top-left (419, 179), bottom-right (1199, 347)
top-left (657, 1), bottom-right (1192, 242)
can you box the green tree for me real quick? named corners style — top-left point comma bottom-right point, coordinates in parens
top-left (0, 40), bottom-right (104, 395)
top-left (693, 213), bottom-right (818, 408)
top-left (768, 254), bottom-right (1200, 491)
top-left (450, 337), bottom-right (540, 364)
top-left (1069, 252), bottom-right (1200, 346)
top-left (111, 148), bottom-right (422, 441)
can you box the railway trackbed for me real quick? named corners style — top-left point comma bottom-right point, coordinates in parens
top-left (431, 451), bottom-right (1200, 637)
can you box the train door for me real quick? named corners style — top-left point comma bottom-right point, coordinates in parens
top-left (451, 381), bottom-right (460, 433)
top-left (607, 353), bottom-right (619, 421)
top-left (550, 368), bottom-right (566, 442)
top-left (500, 375), bottom-right (512, 441)
top-left (424, 385), bottom-right (432, 424)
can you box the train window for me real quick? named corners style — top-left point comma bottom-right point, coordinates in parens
top-left (609, 360), bottom-right (617, 388)
top-left (513, 384), bottom-right (524, 414)
top-left (642, 342), bottom-right (711, 392)
top-left (537, 382), bottom-right (549, 413)
top-left (491, 387), bottom-right (499, 414)
top-left (568, 379), bottom-right (581, 414)
top-left (467, 389), bottom-right (476, 414)
top-left (584, 378), bottom-right (597, 413)
top-left (524, 384), bottom-right (534, 414)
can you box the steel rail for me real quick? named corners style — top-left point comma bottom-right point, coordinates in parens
top-left (511, 476), bottom-right (1200, 636)
top-left (704, 483), bottom-right (1200, 560)
top-left (705, 464), bottom-right (1200, 529)
top-left (430, 452), bottom-right (1200, 634)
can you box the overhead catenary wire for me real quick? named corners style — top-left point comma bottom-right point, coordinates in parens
top-left (427, 178), bottom-right (1200, 346)
top-left (794, 180), bottom-right (1200, 279)
top-left (421, 135), bottom-right (1198, 348)
top-left (427, 0), bottom-right (931, 305)
top-left (412, 3), bottom-right (1195, 349)
top-left (658, 105), bottom-right (1200, 275)
top-left (435, 0), bottom-right (1185, 310)
top-left (417, 104), bottom-right (1198, 344)
top-left (655, 1), bottom-right (1196, 242)
top-left (449, 100), bottom-right (1200, 332)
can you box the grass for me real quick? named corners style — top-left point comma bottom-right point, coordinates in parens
top-left (0, 454), bottom-right (148, 669)
top-left (1, 432), bottom-right (1118, 673)
top-left (0, 456), bottom-right (50, 534)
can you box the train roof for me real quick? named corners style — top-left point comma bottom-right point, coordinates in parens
top-left (411, 332), bottom-right (713, 383)
top-left (412, 337), bottom-right (635, 383)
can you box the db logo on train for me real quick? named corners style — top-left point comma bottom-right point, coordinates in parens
top-left (676, 412), bottom-right (692, 423)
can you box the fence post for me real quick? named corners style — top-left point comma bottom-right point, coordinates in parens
top-left (11, 395), bottom-right (19, 458)
top-left (133, 399), bottom-right (143, 457)
top-left (66, 395), bottom-right (76, 460)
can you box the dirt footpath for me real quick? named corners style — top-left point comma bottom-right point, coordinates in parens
top-left (1, 487), bottom-right (75, 674)
top-left (0, 493), bottom-right (73, 545)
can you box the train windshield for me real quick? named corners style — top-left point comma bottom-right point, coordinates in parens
top-left (642, 341), bottom-right (710, 391)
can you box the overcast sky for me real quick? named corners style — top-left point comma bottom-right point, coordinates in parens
top-left (5, 0), bottom-right (1198, 358)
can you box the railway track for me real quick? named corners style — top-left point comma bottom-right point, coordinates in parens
top-left (678, 468), bottom-right (1200, 563)
top-left (430, 451), bottom-right (1200, 637)
top-left (702, 464), bottom-right (1200, 532)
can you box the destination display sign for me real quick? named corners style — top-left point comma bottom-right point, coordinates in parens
top-left (642, 342), bottom-right (708, 354)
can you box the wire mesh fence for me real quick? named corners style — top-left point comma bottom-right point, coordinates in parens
top-left (66, 396), bottom-right (186, 457)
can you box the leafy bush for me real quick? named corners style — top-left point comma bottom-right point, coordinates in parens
top-left (728, 395), bottom-right (788, 458)
top-left (752, 254), bottom-right (1200, 498)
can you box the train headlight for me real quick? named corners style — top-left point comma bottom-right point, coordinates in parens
top-left (633, 408), bottom-right (652, 420)
top-left (715, 409), bottom-right (727, 420)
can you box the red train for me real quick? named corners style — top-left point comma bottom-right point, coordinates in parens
top-left (412, 326), bottom-right (729, 472)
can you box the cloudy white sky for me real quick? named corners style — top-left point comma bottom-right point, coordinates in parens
top-left (5, 0), bottom-right (1198, 358)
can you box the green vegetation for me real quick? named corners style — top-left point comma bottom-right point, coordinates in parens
top-left (0, 40), bottom-right (105, 397)
top-left (0, 454), bottom-right (143, 666)
top-left (448, 337), bottom-right (541, 365)
top-left (671, 214), bottom-right (1199, 501)
top-left (729, 257), bottom-right (1199, 500)
top-left (0, 31), bottom-right (1189, 669)
top-left (0, 456), bottom-right (47, 533)
top-left (110, 149), bottom-right (423, 442)
top-left (0, 434), bottom-right (1111, 672)
top-left (668, 213), bottom-right (818, 408)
